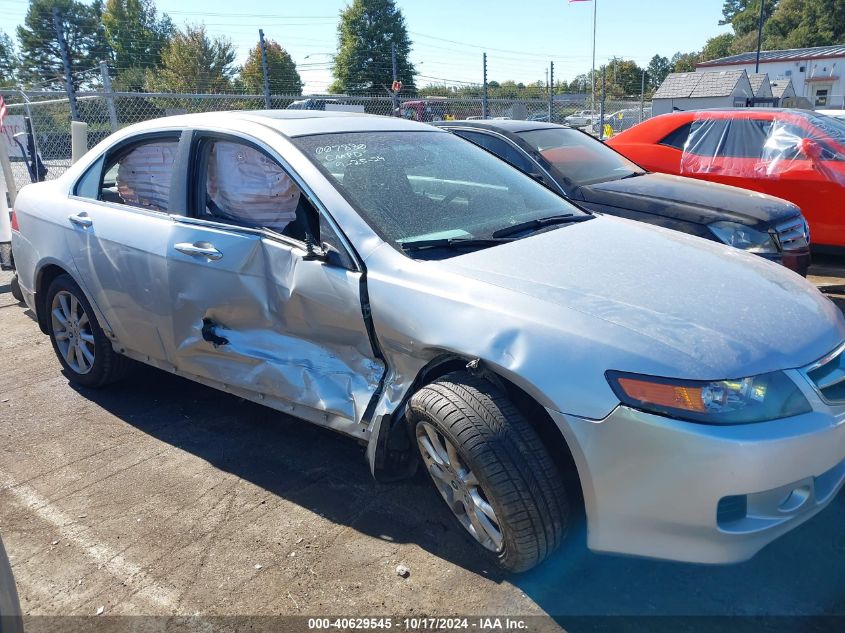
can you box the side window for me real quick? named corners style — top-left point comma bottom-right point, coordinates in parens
top-left (659, 122), bottom-right (692, 150)
top-left (74, 154), bottom-right (105, 200)
top-left (456, 131), bottom-right (537, 173)
top-left (719, 119), bottom-right (772, 158)
top-left (97, 139), bottom-right (179, 210)
top-left (199, 139), bottom-right (316, 241)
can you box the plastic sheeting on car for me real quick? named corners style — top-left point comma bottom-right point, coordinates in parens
top-left (116, 141), bottom-right (178, 211)
top-left (679, 112), bottom-right (845, 186)
top-left (207, 141), bottom-right (300, 231)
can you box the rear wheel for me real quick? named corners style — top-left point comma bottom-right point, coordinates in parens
top-left (407, 371), bottom-right (569, 572)
top-left (10, 274), bottom-right (23, 303)
top-left (45, 274), bottom-right (132, 387)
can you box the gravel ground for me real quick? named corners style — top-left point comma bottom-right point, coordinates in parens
top-left (0, 265), bottom-right (843, 626)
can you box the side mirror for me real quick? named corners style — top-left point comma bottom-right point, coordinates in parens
top-left (801, 138), bottom-right (824, 162)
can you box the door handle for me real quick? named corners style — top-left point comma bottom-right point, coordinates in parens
top-left (68, 213), bottom-right (93, 228)
top-left (174, 242), bottom-right (223, 261)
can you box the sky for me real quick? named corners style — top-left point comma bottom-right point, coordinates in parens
top-left (0, 0), bottom-right (733, 92)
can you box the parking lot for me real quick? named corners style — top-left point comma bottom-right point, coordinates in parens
top-left (1, 265), bottom-right (844, 625)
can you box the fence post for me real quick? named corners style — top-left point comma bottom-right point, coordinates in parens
top-left (599, 68), bottom-right (606, 140)
top-left (640, 70), bottom-right (646, 123)
top-left (482, 53), bottom-right (488, 119)
top-left (391, 42), bottom-right (399, 117)
top-left (548, 61), bottom-right (554, 122)
top-left (100, 61), bottom-right (118, 132)
top-left (53, 8), bottom-right (79, 121)
top-left (259, 29), bottom-right (272, 109)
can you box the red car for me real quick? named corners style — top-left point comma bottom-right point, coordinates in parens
top-left (607, 109), bottom-right (845, 251)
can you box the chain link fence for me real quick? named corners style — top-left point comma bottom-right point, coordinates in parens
top-left (1, 89), bottom-right (653, 192)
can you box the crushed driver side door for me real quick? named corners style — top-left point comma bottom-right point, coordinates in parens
top-left (165, 130), bottom-right (384, 435)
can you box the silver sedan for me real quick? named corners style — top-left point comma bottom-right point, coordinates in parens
top-left (10, 111), bottom-right (845, 572)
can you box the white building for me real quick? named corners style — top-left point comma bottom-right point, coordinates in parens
top-left (652, 69), bottom-right (754, 115)
top-left (697, 45), bottom-right (845, 109)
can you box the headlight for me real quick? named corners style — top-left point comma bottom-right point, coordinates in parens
top-left (605, 370), bottom-right (811, 424)
top-left (708, 221), bottom-right (778, 253)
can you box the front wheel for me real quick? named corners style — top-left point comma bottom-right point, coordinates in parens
top-left (45, 274), bottom-right (132, 387)
top-left (407, 371), bottom-right (569, 572)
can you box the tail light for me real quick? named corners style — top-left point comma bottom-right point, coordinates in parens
top-left (10, 209), bottom-right (19, 232)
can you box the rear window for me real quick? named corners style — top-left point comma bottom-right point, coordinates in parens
top-left (659, 122), bottom-right (692, 150)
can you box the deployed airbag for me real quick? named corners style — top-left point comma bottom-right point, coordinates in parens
top-left (207, 142), bottom-right (300, 231)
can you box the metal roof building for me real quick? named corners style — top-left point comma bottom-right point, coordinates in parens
top-left (696, 45), bottom-right (845, 108)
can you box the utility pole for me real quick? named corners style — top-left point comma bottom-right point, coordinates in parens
top-left (482, 52), bottom-right (489, 119)
top-left (548, 61), bottom-right (554, 122)
top-left (590, 0), bottom-right (597, 117)
top-left (53, 8), bottom-right (79, 121)
top-left (391, 42), bottom-right (399, 117)
top-left (100, 61), bottom-right (118, 132)
top-left (259, 29), bottom-right (272, 109)
top-left (754, 0), bottom-right (765, 73)
top-left (599, 67), bottom-right (606, 140)
top-left (640, 69), bottom-right (646, 122)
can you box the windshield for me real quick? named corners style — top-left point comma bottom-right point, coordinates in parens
top-left (293, 131), bottom-right (588, 254)
top-left (802, 111), bottom-right (845, 144)
top-left (517, 127), bottom-right (645, 186)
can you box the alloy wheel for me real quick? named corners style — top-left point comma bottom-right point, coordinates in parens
top-left (50, 290), bottom-right (96, 375)
top-left (416, 420), bottom-right (504, 552)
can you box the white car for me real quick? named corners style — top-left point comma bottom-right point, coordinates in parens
top-left (10, 110), bottom-right (845, 571)
top-left (564, 110), bottom-right (596, 127)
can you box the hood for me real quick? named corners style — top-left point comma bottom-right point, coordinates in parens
top-left (577, 172), bottom-right (800, 227)
top-left (444, 215), bottom-right (844, 379)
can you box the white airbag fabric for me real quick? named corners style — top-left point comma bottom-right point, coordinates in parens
top-left (207, 142), bottom-right (300, 230)
top-left (117, 142), bottom-right (177, 211)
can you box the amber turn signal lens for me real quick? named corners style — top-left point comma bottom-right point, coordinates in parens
top-left (617, 377), bottom-right (705, 412)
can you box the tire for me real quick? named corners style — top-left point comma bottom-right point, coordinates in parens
top-left (45, 274), bottom-right (132, 388)
top-left (9, 274), bottom-right (23, 303)
top-left (407, 371), bottom-right (569, 572)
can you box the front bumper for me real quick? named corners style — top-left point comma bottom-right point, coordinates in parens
top-left (548, 379), bottom-right (845, 564)
top-left (760, 247), bottom-right (811, 277)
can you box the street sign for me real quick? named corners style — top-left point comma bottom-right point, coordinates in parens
top-left (1, 115), bottom-right (26, 159)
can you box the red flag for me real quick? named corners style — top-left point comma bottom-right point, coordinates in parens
top-left (0, 95), bottom-right (6, 131)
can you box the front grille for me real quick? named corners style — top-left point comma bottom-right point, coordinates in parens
top-left (775, 216), bottom-right (810, 251)
top-left (806, 342), bottom-right (845, 402)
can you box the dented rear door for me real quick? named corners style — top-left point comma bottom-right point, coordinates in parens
top-left (166, 219), bottom-right (384, 430)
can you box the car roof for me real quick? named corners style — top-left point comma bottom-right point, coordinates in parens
top-left (433, 119), bottom-right (565, 134)
top-left (120, 109), bottom-right (444, 138)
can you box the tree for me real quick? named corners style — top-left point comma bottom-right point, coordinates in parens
top-left (145, 25), bottom-right (236, 93)
top-left (701, 33), bottom-right (736, 61)
top-left (102, 0), bottom-right (173, 81)
top-left (0, 30), bottom-right (17, 86)
top-left (671, 51), bottom-right (701, 72)
top-left (241, 39), bottom-right (302, 95)
top-left (17, 0), bottom-right (109, 90)
top-left (720, 0), bottom-right (779, 35)
top-left (646, 55), bottom-right (671, 88)
top-left (764, 0), bottom-right (845, 48)
top-left (331, 0), bottom-right (416, 94)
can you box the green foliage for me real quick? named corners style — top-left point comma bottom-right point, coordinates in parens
top-left (332, 0), bottom-right (416, 94)
top-left (764, 0), bottom-right (845, 48)
top-left (145, 24), bottom-right (236, 93)
top-left (103, 0), bottom-right (173, 78)
top-left (720, 0), bottom-right (779, 35)
top-left (241, 39), bottom-right (302, 95)
top-left (701, 33), bottom-right (736, 60)
top-left (17, 0), bottom-right (110, 89)
top-left (0, 30), bottom-right (17, 86)
top-left (646, 55), bottom-right (671, 88)
top-left (670, 51), bottom-right (701, 72)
